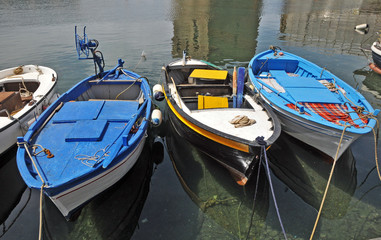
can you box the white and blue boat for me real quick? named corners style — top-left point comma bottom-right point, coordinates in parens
top-left (371, 39), bottom-right (381, 72)
top-left (16, 27), bottom-right (159, 220)
top-left (248, 47), bottom-right (379, 159)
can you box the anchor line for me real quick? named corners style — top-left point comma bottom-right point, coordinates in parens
top-left (309, 125), bottom-right (349, 240)
top-left (256, 136), bottom-right (288, 240)
top-left (18, 141), bottom-right (46, 240)
top-left (245, 148), bottom-right (263, 240)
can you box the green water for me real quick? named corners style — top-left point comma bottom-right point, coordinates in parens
top-left (1, 0), bottom-right (381, 239)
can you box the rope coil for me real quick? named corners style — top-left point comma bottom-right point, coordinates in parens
top-left (75, 145), bottom-right (110, 167)
top-left (229, 115), bottom-right (256, 128)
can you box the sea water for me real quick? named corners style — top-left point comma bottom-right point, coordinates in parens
top-left (1, 0), bottom-right (381, 239)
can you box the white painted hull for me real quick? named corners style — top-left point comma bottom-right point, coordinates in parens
top-left (49, 135), bottom-right (147, 219)
top-left (371, 41), bottom-right (381, 68)
top-left (0, 65), bottom-right (58, 155)
top-left (262, 96), bottom-right (358, 159)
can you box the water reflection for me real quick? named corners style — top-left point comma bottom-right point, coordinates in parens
top-left (268, 133), bottom-right (357, 220)
top-left (0, 0), bottom-right (380, 238)
top-left (0, 146), bottom-right (27, 238)
top-left (353, 67), bottom-right (381, 98)
top-left (279, 0), bottom-right (381, 56)
top-left (170, 0), bottom-right (262, 62)
top-left (0, 141), bottom-right (160, 240)
top-left (165, 112), bottom-right (270, 239)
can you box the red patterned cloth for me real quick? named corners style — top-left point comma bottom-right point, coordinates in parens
top-left (286, 103), bottom-right (368, 127)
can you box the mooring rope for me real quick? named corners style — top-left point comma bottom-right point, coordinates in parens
top-left (17, 142), bottom-right (46, 240)
top-left (245, 144), bottom-right (264, 240)
top-left (309, 125), bottom-right (349, 240)
top-left (257, 136), bottom-right (288, 240)
top-left (38, 183), bottom-right (45, 240)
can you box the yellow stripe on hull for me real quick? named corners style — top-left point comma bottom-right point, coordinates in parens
top-left (164, 91), bottom-right (250, 153)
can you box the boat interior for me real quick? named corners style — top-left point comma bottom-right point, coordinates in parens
top-left (166, 66), bottom-right (257, 111)
top-left (166, 65), bottom-right (276, 141)
top-left (26, 80), bottom-right (148, 183)
top-left (47, 81), bottom-right (146, 143)
top-left (252, 55), bottom-right (370, 128)
top-left (75, 81), bottom-right (144, 102)
top-left (253, 58), bottom-right (321, 78)
top-left (0, 77), bottom-right (40, 117)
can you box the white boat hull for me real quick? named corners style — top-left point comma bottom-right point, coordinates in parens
top-left (261, 95), bottom-right (358, 159)
top-left (49, 135), bottom-right (147, 219)
top-left (371, 41), bottom-right (381, 69)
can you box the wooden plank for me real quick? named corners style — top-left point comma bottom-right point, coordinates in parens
top-left (190, 69), bottom-right (228, 80)
top-left (198, 95), bottom-right (228, 109)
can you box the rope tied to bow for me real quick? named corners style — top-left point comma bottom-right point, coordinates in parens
top-left (256, 136), bottom-right (288, 240)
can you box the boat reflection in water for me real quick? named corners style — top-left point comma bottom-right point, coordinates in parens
top-left (268, 132), bottom-right (357, 219)
top-left (353, 67), bottom-right (381, 98)
top-left (165, 116), bottom-right (270, 239)
top-left (0, 146), bottom-right (27, 238)
top-left (0, 138), bottom-right (163, 240)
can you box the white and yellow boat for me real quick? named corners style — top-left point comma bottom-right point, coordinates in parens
top-left (154, 52), bottom-right (281, 185)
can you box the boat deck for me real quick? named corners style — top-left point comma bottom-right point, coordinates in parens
top-left (31, 100), bottom-right (139, 186)
top-left (168, 83), bottom-right (275, 142)
top-left (260, 70), bottom-right (341, 103)
top-left (190, 108), bottom-right (274, 141)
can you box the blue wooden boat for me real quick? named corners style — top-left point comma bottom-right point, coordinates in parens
top-left (16, 27), bottom-right (158, 220)
top-left (248, 47), bottom-right (379, 159)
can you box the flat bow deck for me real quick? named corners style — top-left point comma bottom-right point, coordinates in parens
top-left (30, 100), bottom-right (139, 187)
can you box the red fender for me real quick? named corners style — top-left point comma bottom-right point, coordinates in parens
top-left (369, 63), bottom-right (381, 75)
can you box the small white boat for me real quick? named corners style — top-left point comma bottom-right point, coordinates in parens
top-left (0, 65), bottom-right (58, 155)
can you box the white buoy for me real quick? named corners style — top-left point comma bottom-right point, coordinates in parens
top-left (354, 23), bottom-right (368, 30)
top-left (141, 50), bottom-right (146, 61)
top-left (355, 29), bottom-right (367, 35)
top-left (153, 84), bottom-right (164, 101)
top-left (151, 109), bottom-right (162, 127)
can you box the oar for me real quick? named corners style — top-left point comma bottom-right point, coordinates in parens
top-left (254, 77), bottom-right (320, 118)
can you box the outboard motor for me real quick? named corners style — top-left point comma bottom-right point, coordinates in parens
top-left (75, 26), bottom-right (105, 76)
